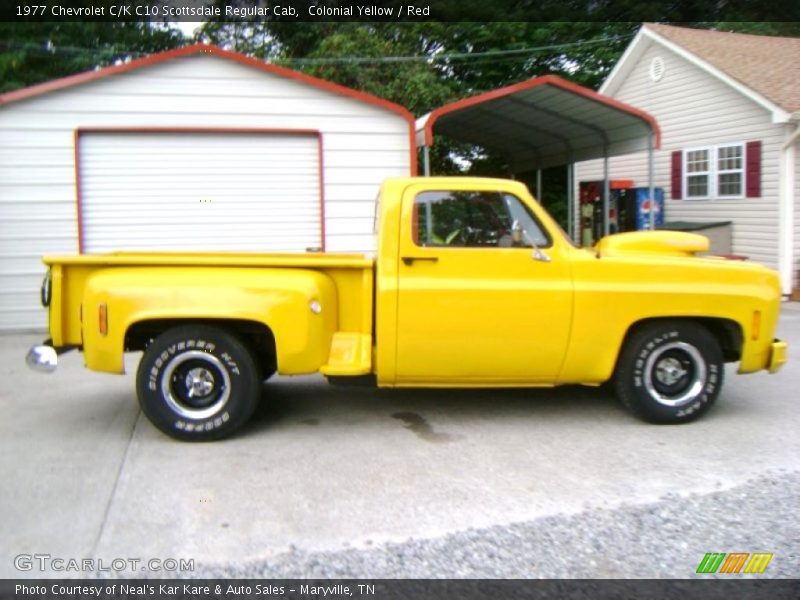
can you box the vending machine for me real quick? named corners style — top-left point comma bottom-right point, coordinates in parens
top-left (578, 182), bottom-right (664, 246)
top-left (633, 187), bottom-right (664, 230)
top-left (578, 180), bottom-right (632, 246)
top-left (578, 181), bottom-right (601, 247)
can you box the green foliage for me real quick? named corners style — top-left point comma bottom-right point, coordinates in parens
top-left (518, 167), bottom-right (570, 230)
top-left (0, 21), bottom-right (184, 94)
top-left (194, 20), bottom-right (280, 59)
top-left (290, 24), bottom-right (459, 117)
top-left (410, 22), bottom-right (637, 92)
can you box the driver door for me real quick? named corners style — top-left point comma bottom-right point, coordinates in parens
top-left (394, 183), bottom-right (573, 385)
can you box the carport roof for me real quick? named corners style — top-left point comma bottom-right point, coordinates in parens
top-left (416, 74), bottom-right (660, 172)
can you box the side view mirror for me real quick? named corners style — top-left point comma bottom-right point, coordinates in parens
top-left (532, 247), bottom-right (552, 263)
top-left (511, 219), bottom-right (551, 263)
top-left (511, 219), bottom-right (524, 244)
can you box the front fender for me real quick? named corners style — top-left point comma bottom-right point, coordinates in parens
top-left (562, 252), bottom-right (782, 383)
top-left (82, 267), bottom-right (337, 374)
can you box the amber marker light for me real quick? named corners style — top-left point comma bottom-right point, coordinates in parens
top-left (99, 303), bottom-right (108, 336)
top-left (751, 310), bottom-right (761, 341)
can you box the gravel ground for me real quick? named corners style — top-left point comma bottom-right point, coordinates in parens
top-left (201, 470), bottom-right (800, 579)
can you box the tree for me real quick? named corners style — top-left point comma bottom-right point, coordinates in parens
top-left (0, 21), bottom-right (185, 94)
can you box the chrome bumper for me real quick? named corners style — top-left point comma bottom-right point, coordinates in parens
top-left (26, 344), bottom-right (58, 373)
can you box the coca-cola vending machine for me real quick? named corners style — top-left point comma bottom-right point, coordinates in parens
top-left (578, 180), bottom-right (630, 247)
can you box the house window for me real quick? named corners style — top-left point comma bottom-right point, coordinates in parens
top-left (683, 143), bottom-right (744, 199)
top-left (685, 148), bottom-right (710, 198)
top-left (717, 144), bottom-right (744, 197)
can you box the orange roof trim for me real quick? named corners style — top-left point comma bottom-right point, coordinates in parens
top-left (422, 74), bottom-right (661, 149)
top-left (0, 43), bottom-right (414, 122)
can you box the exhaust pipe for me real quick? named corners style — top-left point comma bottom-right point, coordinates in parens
top-left (26, 345), bottom-right (58, 373)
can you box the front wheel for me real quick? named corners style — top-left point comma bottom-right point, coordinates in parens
top-left (614, 321), bottom-right (724, 424)
top-left (136, 325), bottom-right (260, 441)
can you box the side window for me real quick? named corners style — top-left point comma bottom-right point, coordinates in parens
top-left (414, 190), bottom-right (549, 248)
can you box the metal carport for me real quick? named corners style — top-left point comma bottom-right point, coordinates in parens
top-left (416, 74), bottom-right (661, 240)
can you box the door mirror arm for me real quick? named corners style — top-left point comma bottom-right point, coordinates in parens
top-left (512, 219), bottom-right (551, 263)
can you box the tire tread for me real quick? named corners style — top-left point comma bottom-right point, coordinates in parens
top-left (614, 320), bottom-right (724, 424)
top-left (135, 324), bottom-right (260, 441)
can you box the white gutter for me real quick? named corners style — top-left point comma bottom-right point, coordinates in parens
top-left (779, 116), bottom-right (800, 296)
top-left (415, 113), bottom-right (431, 148)
top-left (599, 27), bottom-right (646, 94)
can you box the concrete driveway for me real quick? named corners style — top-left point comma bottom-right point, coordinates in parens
top-left (1, 306), bottom-right (799, 578)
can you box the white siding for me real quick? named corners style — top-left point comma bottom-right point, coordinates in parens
top-left (794, 134), bottom-right (800, 292)
top-left (575, 41), bottom-right (786, 272)
top-left (0, 53), bottom-right (412, 330)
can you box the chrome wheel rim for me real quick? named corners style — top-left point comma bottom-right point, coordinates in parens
top-left (161, 350), bottom-right (231, 419)
top-left (643, 342), bottom-right (706, 407)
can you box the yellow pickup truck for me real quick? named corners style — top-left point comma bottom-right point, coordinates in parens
top-left (27, 177), bottom-right (787, 440)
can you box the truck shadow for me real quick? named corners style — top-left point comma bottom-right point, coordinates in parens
top-left (244, 376), bottom-right (620, 438)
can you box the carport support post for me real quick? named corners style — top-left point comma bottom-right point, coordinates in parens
top-left (423, 145), bottom-right (431, 176)
top-left (536, 169), bottom-right (542, 200)
top-left (603, 152), bottom-right (610, 237)
top-left (567, 162), bottom-right (575, 242)
top-left (648, 133), bottom-right (656, 230)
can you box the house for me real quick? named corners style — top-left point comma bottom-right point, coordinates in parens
top-left (0, 44), bottom-right (415, 331)
top-left (575, 24), bottom-right (800, 295)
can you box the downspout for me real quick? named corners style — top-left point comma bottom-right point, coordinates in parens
top-left (567, 162), bottom-right (575, 242)
top-left (648, 132), bottom-right (656, 231)
top-left (779, 116), bottom-right (800, 296)
top-left (603, 148), bottom-right (610, 237)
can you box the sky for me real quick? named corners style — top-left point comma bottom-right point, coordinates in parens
top-left (174, 21), bottom-right (202, 38)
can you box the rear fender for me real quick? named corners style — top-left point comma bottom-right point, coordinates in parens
top-left (81, 267), bottom-right (337, 374)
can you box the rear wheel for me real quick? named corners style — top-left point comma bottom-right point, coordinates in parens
top-left (615, 321), bottom-right (724, 423)
top-left (136, 325), bottom-right (260, 441)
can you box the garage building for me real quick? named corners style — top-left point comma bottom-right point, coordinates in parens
top-left (0, 44), bottom-right (415, 331)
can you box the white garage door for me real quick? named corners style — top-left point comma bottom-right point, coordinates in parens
top-left (78, 130), bottom-right (323, 253)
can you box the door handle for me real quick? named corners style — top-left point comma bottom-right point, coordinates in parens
top-left (401, 256), bottom-right (439, 266)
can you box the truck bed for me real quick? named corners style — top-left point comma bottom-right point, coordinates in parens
top-left (44, 251), bottom-right (377, 379)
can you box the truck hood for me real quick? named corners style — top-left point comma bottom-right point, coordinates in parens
top-left (594, 231), bottom-right (709, 258)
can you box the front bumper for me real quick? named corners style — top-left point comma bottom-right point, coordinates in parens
top-left (768, 339), bottom-right (788, 374)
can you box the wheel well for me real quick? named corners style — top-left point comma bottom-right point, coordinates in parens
top-left (125, 319), bottom-right (277, 374)
top-left (621, 317), bottom-right (743, 363)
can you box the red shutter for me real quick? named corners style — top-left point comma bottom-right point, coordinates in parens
top-left (671, 151), bottom-right (682, 199)
top-left (745, 141), bottom-right (761, 198)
